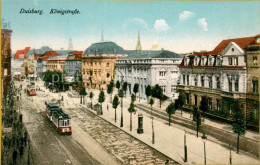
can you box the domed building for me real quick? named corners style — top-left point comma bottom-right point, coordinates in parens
top-left (82, 41), bottom-right (128, 89)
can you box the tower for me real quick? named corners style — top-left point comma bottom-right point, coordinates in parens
top-left (101, 29), bottom-right (104, 42)
top-left (68, 38), bottom-right (73, 51)
top-left (136, 31), bottom-right (142, 51)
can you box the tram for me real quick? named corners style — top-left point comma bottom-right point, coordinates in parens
top-left (45, 103), bottom-right (59, 121)
top-left (27, 85), bottom-right (36, 96)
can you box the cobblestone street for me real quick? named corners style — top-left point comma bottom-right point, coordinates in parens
top-left (64, 106), bottom-right (178, 165)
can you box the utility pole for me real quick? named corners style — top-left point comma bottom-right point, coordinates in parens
top-left (184, 131), bottom-right (187, 162)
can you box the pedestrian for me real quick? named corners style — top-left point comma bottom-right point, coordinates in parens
top-left (107, 104), bottom-right (109, 111)
top-left (12, 149), bottom-right (17, 165)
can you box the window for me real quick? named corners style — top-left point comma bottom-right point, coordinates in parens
top-left (216, 76), bottom-right (220, 89)
top-left (253, 80), bottom-right (258, 93)
top-left (183, 75), bottom-right (186, 85)
top-left (232, 48), bottom-right (234, 52)
top-left (186, 93), bottom-right (190, 104)
top-left (194, 76), bottom-right (198, 86)
top-left (228, 57), bottom-right (233, 65)
top-left (253, 57), bottom-right (258, 66)
top-left (208, 76), bottom-right (212, 88)
top-left (216, 100), bottom-right (220, 111)
top-left (171, 85), bottom-right (176, 93)
top-left (201, 57), bottom-right (205, 66)
top-left (160, 86), bottom-right (166, 93)
top-left (201, 76), bottom-right (204, 87)
top-left (159, 71), bottom-right (166, 77)
top-left (194, 95), bottom-right (198, 106)
top-left (253, 104), bottom-right (259, 121)
top-left (208, 98), bottom-right (212, 110)
top-left (235, 78), bottom-right (239, 92)
top-left (185, 58), bottom-right (189, 65)
top-left (106, 63), bottom-right (110, 67)
top-left (194, 57), bottom-right (198, 65)
top-left (187, 75), bottom-right (189, 86)
top-left (209, 57), bottom-right (213, 65)
top-left (234, 57), bottom-right (238, 66)
top-left (228, 77), bottom-right (232, 92)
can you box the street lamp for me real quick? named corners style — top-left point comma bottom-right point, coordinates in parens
top-left (201, 133), bottom-right (207, 165)
top-left (184, 130), bottom-right (187, 162)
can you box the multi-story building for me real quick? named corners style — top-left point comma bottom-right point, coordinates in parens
top-left (82, 42), bottom-right (128, 90)
top-left (46, 55), bottom-right (67, 72)
top-left (177, 35), bottom-right (259, 124)
top-left (246, 34), bottom-right (260, 129)
top-left (36, 51), bottom-right (59, 77)
top-left (115, 50), bottom-right (182, 100)
top-left (64, 51), bottom-right (83, 83)
top-left (12, 47), bottom-right (30, 75)
top-left (1, 28), bottom-right (12, 97)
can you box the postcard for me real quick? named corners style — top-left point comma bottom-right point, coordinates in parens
top-left (1, 0), bottom-right (260, 164)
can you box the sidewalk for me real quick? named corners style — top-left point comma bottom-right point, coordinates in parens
top-left (147, 99), bottom-right (259, 142)
top-left (79, 89), bottom-right (260, 164)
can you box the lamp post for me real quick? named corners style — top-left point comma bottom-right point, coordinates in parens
top-left (184, 130), bottom-right (187, 162)
top-left (229, 142), bottom-right (232, 164)
top-left (201, 133), bottom-right (207, 165)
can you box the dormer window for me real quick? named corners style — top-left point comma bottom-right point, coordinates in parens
top-left (194, 56), bottom-right (198, 65)
top-left (208, 56), bottom-right (213, 66)
top-left (216, 56), bottom-right (222, 66)
top-left (185, 57), bottom-right (190, 65)
top-left (201, 56), bottom-right (206, 66)
top-left (228, 57), bottom-right (233, 65)
top-left (234, 57), bottom-right (238, 66)
top-left (253, 57), bottom-right (258, 66)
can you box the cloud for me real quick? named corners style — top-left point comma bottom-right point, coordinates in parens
top-left (123, 18), bottom-right (148, 29)
top-left (154, 19), bottom-right (170, 32)
top-left (179, 11), bottom-right (195, 21)
top-left (197, 18), bottom-right (208, 32)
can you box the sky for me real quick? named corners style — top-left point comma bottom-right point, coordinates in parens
top-left (2, 0), bottom-right (260, 54)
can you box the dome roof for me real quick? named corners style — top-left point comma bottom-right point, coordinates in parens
top-left (84, 42), bottom-right (125, 55)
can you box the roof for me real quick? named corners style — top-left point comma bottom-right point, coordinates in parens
top-left (67, 51), bottom-right (83, 60)
top-left (38, 51), bottom-right (59, 60)
top-left (34, 54), bottom-right (42, 60)
top-left (190, 35), bottom-right (257, 57)
top-left (13, 47), bottom-right (31, 60)
top-left (47, 55), bottom-right (67, 60)
top-left (84, 42), bottom-right (126, 55)
top-left (26, 46), bottom-right (52, 58)
top-left (122, 50), bottom-right (182, 59)
top-left (52, 108), bottom-right (71, 119)
top-left (46, 103), bottom-right (59, 108)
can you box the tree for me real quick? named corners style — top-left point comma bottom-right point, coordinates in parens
top-left (89, 92), bottom-right (94, 110)
top-left (116, 80), bottom-right (121, 91)
top-left (107, 84), bottom-right (113, 102)
top-left (80, 87), bottom-right (87, 104)
top-left (166, 102), bottom-right (176, 126)
top-left (151, 84), bottom-right (163, 108)
top-left (160, 93), bottom-right (169, 108)
top-left (175, 92), bottom-right (185, 115)
top-left (200, 96), bottom-right (208, 119)
top-left (149, 98), bottom-right (155, 144)
top-left (133, 83), bottom-right (139, 101)
top-left (128, 102), bottom-right (136, 131)
top-left (98, 90), bottom-right (105, 115)
top-left (112, 95), bottom-right (120, 123)
top-left (118, 89), bottom-right (124, 127)
top-left (231, 100), bottom-right (246, 153)
top-left (122, 82), bottom-right (128, 98)
top-left (145, 85), bottom-right (152, 103)
top-left (193, 106), bottom-right (201, 137)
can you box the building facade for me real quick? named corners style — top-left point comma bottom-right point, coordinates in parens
top-left (12, 47), bottom-right (30, 75)
top-left (64, 51), bottom-right (83, 83)
top-left (82, 42), bottom-right (128, 90)
top-left (246, 35), bottom-right (260, 129)
top-left (46, 55), bottom-right (67, 72)
top-left (115, 50), bottom-right (182, 100)
top-left (36, 51), bottom-right (59, 77)
top-left (1, 29), bottom-right (12, 97)
top-left (177, 35), bottom-right (258, 125)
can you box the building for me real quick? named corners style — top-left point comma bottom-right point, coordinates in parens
top-left (115, 50), bottom-right (182, 100)
top-left (245, 35), bottom-right (260, 130)
top-left (82, 42), bottom-right (128, 90)
top-left (64, 51), bottom-right (83, 83)
top-left (177, 35), bottom-right (259, 126)
top-left (1, 28), bottom-right (12, 97)
top-left (12, 47), bottom-right (30, 75)
top-left (46, 55), bottom-right (67, 72)
top-left (36, 51), bottom-right (59, 77)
